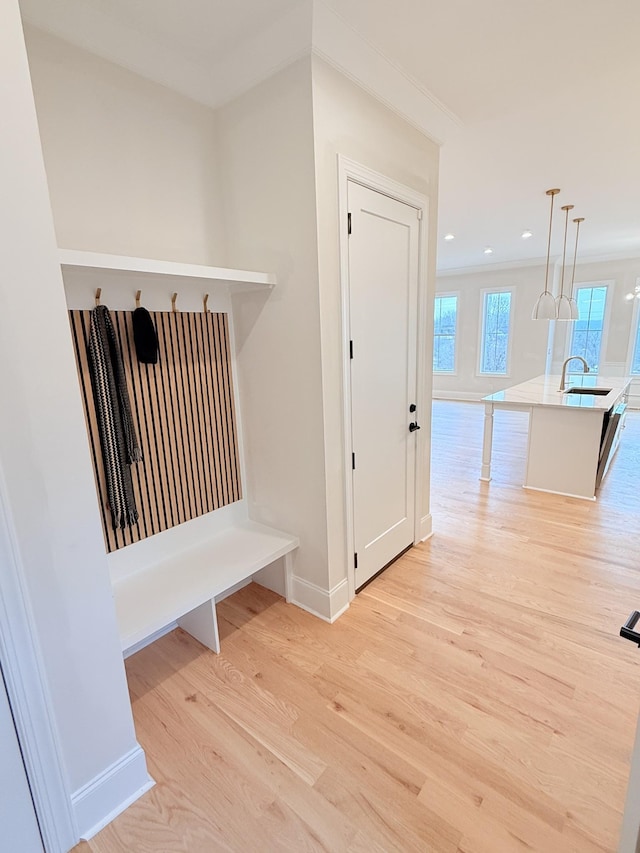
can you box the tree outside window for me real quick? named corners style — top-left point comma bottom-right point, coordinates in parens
top-left (569, 285), bottom-right (607, 372)
top-left (480, 290), bottom-right (512, 375)
top-left (433, 295), bottom-right (457, 372)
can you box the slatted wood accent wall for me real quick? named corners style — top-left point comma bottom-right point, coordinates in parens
top-left (69, 309), bottom-right (242, 553)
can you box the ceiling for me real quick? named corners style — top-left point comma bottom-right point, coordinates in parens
top-left (19, 0), bottom-right (640, 272)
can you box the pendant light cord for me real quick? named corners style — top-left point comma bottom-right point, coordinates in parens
top-left (543, 189), bottom-right (560, 295)
top-left (570, 218), bottom-right (584, 298)
top-left (559, 204), bottom-right (574, 299)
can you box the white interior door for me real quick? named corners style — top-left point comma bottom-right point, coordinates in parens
top-left (0, 664), bottom-right (43, 852)
top-left (348, 180), bottom-right (420, 590)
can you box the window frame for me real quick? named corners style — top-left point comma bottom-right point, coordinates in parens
top-left (433, 291), bottom-right (459, 375)
top-left (566, 281), bottom-right (612, 374)
top-left (477, 286), bottom-right (514, 377)
top-left (626, 280), bottom-right (640, 376)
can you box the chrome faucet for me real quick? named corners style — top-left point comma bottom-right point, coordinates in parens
top-left (559, 355), bottom-right (590, 391)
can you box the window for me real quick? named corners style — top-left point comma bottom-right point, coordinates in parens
top-left (480, 290), bottom-right (512, 375)
top-left (433, 294), bottom-right (457, 372)
top-left (570, 285), bottom-right (608, 371)
top-left (631, 306), bottom-right (640, 375)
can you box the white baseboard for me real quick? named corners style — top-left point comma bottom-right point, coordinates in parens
top-left (432, 390), bottom-right (484, 402)
top-left (289, 575), bottom-right (350, 623)
top-left (419, 514), bottom-right (433, 542)
top-left (72, 744), bottom-right (154, 840)
top-left (123, 622), bottom-right (177, 659)
top-left (215, 577), bottom-right (253, 603)
top-left (522, 484), bottom-right (596, 502)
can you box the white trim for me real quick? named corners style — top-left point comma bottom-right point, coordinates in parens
top-left (433, 291), bottom-right (459, 376)
top-left (477, 286), bottom-right (514, 377)
top-left (566, 248), bottom-right (640, 266)
top-left (59, 248), bottom-right (276, 288)
top-left (337, 156), bottom-right (429, 603)
top-left (419, 514), bottom-right (433, 542)
top-left (122, 622), bottom-right (178, 660)
top-left (437, 249), bottom-right (640, 278)
top-left (0, 462), bottom-right (77, 852)
top-left (438, 255), bottom-right (550, 277)
top-left (312, 2), bottom-right (460, 145)
top-left (288, 576), bottom-right (350, 623)
top-left (625, 286), bottom-right (640, 376)
top-left (72, 745), bottom-right (154, 840)
top-left (566, 280), bottom-right (613, 370)
top-left (522, 484), bottom-right (596, 502)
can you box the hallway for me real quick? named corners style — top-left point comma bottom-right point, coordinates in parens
top-left (78, 402), bottom-right (640, 852)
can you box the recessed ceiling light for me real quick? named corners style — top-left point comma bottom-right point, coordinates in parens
top-left (444, 233), bottom-right (455, 241)
top-left (484, 247), bottom-right (493, 254)
top-left (521, 230), bottom-right (533, 239)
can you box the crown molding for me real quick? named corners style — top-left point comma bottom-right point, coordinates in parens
top-left (312, 0), bottom-right (461, 145)
top-left (23, 0), bottom-right (461, 145)
top-left (572, 249), bottom-right (640, 267)
top-left (437, 256), bottom-right (549, 277)
top-left (438, 248), bottom-right (640, 278)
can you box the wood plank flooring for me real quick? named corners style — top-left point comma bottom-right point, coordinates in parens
top-left (77, 401), bottom-right (640, 852)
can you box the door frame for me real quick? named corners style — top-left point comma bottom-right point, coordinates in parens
top-left (0, 461), bottom-right (77, 852)
top-left (338, 156), bottom-right (430, 601)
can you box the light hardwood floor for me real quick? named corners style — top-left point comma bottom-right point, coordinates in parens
top-left (77, 402), bottom-right (640, 852)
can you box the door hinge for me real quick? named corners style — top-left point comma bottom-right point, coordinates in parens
top-left (354, 552), bottom-right (358, 569)
top-left (352, 452), bottom-right (356, 470)
top-left (348, 212), bottom-right (352, 235)
top-left (417, 208), bottom-right (423, 220)
top-left (349, 339), bottom-right (354, 359)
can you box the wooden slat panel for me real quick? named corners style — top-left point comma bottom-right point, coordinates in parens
top-left (69, 309), bottom-right (242, 553)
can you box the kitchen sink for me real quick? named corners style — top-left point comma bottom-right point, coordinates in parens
top-left (565, 387), bottom-right (612, 396)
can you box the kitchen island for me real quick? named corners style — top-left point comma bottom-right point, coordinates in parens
top-left (482, 373), bottom-right (630, 499)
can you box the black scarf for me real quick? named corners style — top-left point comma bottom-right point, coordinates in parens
top-left (88, 305), bottom-right (142, 530)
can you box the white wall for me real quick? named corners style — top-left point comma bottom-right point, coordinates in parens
top-left (1, 1), bottom-right (148, 839)
top-left (434, 257), bottom-right (640, 403)
top-left (8, 7), bottom-right (442, 838)
top-left (311, 56), bottom-right (440, 589)
top-left (434, 262), bottom-right (550, 399)
top-left (216, 59), bottom-right (333, 609)
top-left (24, 26), bottom-right (226, 266)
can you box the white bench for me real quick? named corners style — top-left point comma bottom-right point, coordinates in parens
top-left (112, 521), bottom-right (299, 655)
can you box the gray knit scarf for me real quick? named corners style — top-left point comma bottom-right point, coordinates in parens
top-left (88, 305), bottom-right (142, 530)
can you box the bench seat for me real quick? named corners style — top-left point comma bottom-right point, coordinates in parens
top-left (112, 521), bottom-right (299, 655)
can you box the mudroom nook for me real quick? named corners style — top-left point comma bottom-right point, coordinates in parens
top-left (62, 249), bottom-right (299, 657)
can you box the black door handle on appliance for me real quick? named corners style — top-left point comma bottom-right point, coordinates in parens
top-left (620, 611), bottom-right (640, 646)
top-left (409, 422), bottom-right (421, 432)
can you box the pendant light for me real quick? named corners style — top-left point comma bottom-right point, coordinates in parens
top-left (555, 204), bottom-right (575, 320)
top-left (532, 188), bottom-right (561, 319)
top-left (568, 217), bottom-right (584, 320)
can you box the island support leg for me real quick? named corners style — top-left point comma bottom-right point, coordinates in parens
top-left (481, 402), bottom-right (494, 482)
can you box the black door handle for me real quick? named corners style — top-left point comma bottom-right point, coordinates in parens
top-left (620, 611), bottom-right (640, 646)
top-left (409, 422), bottom-right (421, 432)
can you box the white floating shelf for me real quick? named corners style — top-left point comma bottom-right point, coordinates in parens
top-left (58, 249), bottom-right (276, 288)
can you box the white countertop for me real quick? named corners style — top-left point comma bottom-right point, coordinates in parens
top-left (483, 374), bottom-right (631, 411)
